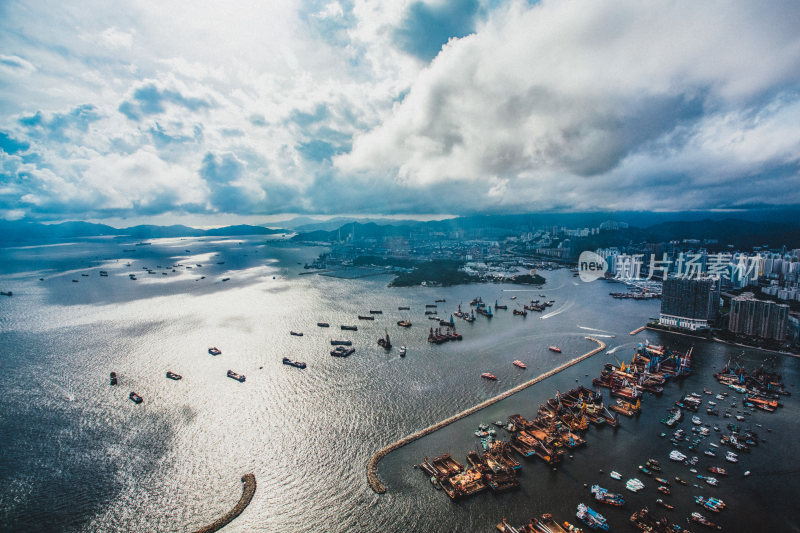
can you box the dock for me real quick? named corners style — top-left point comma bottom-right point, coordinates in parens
top-left (629, 326), bottom-right (646, 335)
top-left (366, 337), bottom-right (606, 494)
top-left (191, 474), bottom-right (256, 533)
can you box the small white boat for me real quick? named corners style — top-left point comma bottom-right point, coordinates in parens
top-left (692, 416), bottom-right (702, 425)
top-left (399, 346), bottom-right (407, 357)
top-left (626, 478), bottom-right (645, 492)
top-left (610, 471), bottom-right (622, 480)
top-left (744, 470), bottom-right (751, 476)
top-left (669, 450), bottom-right (687, 462)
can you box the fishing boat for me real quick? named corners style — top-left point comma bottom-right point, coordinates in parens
top-left (282, 357), bottom-right (307, 369)
top-left (707, 466), bottom-right (727, 476)
top-left (399, 346), bottom-right (407, 357)
top-left (590, 485), bottom-right (625, 506)
top-left (513, 309), bottom-right (527, 316)
top-left (692, 415), bottom-right (702, 425)
top-left (129, 392), bottom-right (143, 404)
top-left (657, 485), bottom-right (670, 495)
top-left (227, 370), bottom-right (246, 382)
top-left (609, 471), bottom-right (622, 480)
top-left (397, 320), bottom-right (412, 327)
top-left (575, 503), bottom-right (609, 531)
top-left (317, 322), bottom-right (330, 327)
top-left (638, 465), bottom-right (652, 476)
top-left (481, 373), bottom-right (498, 381)
top-left (513, 360), bottom-right (527, 369)
top-left (675, 477), bottom-right (687, 485)
top-left (549, 346), bottom-right (562, 353)
top-left (341, 325), bottom-right (358, 331)
top-left (166, 371), bottom-right (182, 380)
top-left (654, 477), bottom-right (669, 485)
top-left (290, 331), bottom-right (303, 336)
top-left (208, 347), bottom-right (222, 356)
top-left (725, 452), bottom-right (738, 463)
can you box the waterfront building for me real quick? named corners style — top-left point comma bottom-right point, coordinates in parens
top-left (728, 292), bottom-right (790, 341)
top-left (659, 276), bottom-right (719, 331)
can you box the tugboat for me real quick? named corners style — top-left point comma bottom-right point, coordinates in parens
top-left (397, 320), bottom-right (412, 327)
top-left (549, 346), bottom-right (562, 353)
top-left (399, 346), bottom-right (407, 357)
top-left (282, 357), bottom-right (307, 369)
top-left (208, 347), bottom-right (222, 356)
top-left (110, 372), bottom-right (118, 385)
top-left (656, 499), bottom-right (674, 510)
top-left (481, 373), bottom-right (498, 381)
top-left (290, 331), bottom-right (303, 336)
top-left (377, 331), bottom-right (392, 350)
top-left (129, 392), bottom-right (143, 404)
top-left (513, 360), bottom-right (527, 369)
top-left (331, 346), bottom-right (355, 357)
top-left (227, 370), bottom-right (246, 382)
top-left (166, 371), bottom-right (182, 380)
top-left (575, 503), bottom-right (609, 531)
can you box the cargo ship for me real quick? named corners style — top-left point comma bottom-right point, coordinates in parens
top-left (282, 357), bottom-right (307, 369)
top-left (341, 325), bottom-right (358, 331)
top-left (290, 331), bottom-right (303, 336)
top-left (317, 322), bottom-right (330, 327)
top-left (331, 339), bottom-right (352, 346)
top-left (358, 315), bottom-right (375, 320)
top-left (331, 346), bottom-right (355, 357)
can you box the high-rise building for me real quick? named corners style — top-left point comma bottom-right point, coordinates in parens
top-left (728, 293), bottom-right (789, 342)
top-left (659, 277), bottom-right (719, 330)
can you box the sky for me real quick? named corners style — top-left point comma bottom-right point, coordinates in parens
top-left (1, 0), bottom-right (800, 224)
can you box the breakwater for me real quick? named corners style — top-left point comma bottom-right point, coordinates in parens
top-left (366, 337), bottom-right (606, 494)
top-left (629, 326), bottom-right (646, 335)
top-left (191, 474), bottom-right (256, 533)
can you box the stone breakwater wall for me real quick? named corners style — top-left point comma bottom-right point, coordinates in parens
top-left (192, 474), bottom-right (256, 533)
top-left (366, 337), bottom-right (606, 493)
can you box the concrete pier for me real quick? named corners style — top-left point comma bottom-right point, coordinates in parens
top-left (192, 474), bottom-right (256, 533)
top-left (366, 337), bottom-right (606, 494)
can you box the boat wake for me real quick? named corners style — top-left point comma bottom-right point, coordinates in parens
top-left (606, 342), bottom-right (634, 355)
top-left (541, 300), bottom-right (574, 320)
top-left (578, 325), bottom-right (614, 334)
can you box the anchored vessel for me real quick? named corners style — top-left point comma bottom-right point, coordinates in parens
top-left (227, 370), bottom-right (246, 382)
top-left (129, 392), bottom-right (143, 404)
top-left (110, 372), bottom-right (118, 386)
top-left (208, 347), bottom-right (222, 356)
top-left (282, 357), bottom-right (307, 369)
top-left (166, 371), bottom-right (182, 380)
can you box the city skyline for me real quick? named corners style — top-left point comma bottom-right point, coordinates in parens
top-left (2, 1), bottom-right (800, 224)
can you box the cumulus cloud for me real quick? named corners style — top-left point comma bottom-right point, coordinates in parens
top-left (339, 0), bottom-right (800, 211)
top-left (1, 0), bottom-right (799, 221)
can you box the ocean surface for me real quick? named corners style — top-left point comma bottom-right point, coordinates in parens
top-left (0, 236), bottom-right (798, 532)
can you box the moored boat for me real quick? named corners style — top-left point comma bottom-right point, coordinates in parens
top-left (590, 485), bottom-right (625, 506)
top-left (129, 392), bottom-right (143, 404)
top-left (575, 503), bottom-right (609, 531)
top-left (317, 322), bottom-right (330, 327)
top-left (290, 331), bottom-right (303, 336)
top-left (331, 346), bottom-right (355, 357)
top-left (549, 346), bottom-right (562, 353)
top-left (397, 320), bottom-right (412, 327)
top-left (331, 339), bottom-right (352, 346)
top-left (513, 360), bottom-right (527, 369)
top-left (341, 325), bottom-right (358, 331)
top-left (399, 346), bottom-right (407, 357)
top-left (481, 373), bottom-right (498, 381)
